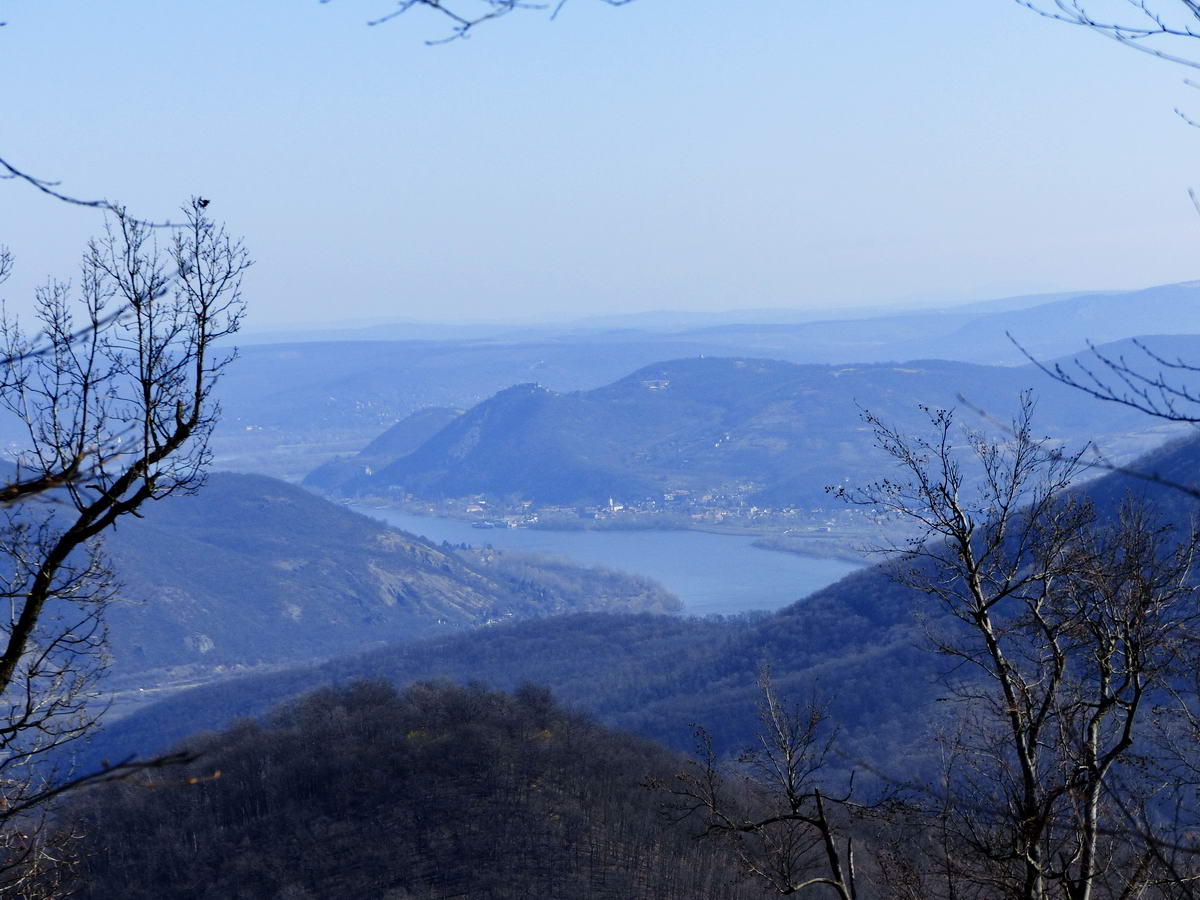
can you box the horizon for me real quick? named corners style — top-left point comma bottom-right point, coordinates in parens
top-left (236, 277), bottom-right (1172, 335)
top-left (6, 1), bottom-right (1200, 329)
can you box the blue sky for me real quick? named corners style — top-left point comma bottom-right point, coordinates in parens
top-left (3, 0), bottom-right (1200, 327)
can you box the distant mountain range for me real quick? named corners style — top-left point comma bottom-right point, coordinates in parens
top-left (99, 473), bottom-right (678, 686)
top-left (233, 286), bottom-right (1099, 344)
top-left (305, 352), bottom-right (1189, 508)
top-left (214, 281), bottom-right (1200, 479)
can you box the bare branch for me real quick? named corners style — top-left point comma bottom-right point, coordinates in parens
top-left (1017, 0), bottom-right (1200, 69)
top-left (0, 155), bottom-right (180, 229)
top-left (322, 0), bottom-right (636, 42)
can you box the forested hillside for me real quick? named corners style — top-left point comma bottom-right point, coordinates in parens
top-left (303, 406), bottom-right (463, 492)
top-left (82, 554), bottom-right (932, 773)
top-left (66, 682), bottom-right (760, 900)
top-left (100, 473), bottom-right (679, 685)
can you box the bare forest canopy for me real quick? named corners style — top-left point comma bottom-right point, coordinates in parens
top-left (65, 681), bottom-right (757, 900)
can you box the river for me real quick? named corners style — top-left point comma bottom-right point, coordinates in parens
top-left (350, 506), bottom-right (862, 617)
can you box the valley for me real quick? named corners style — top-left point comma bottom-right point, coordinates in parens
top-left (82, 426), bottom-right (1200, 785)
top-left (16, 277), bottom-right (1200, 897)
top-left (88, 290), bottom-right (1200, 722)
top-left (90, 472), bottom-right (683, 721)
top-left (13, 5), bottom-right (1200, 893)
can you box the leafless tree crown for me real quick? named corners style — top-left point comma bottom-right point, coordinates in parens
top-left (836, 397), bottom-right (1200, 898)
top-left (0, 199), bottom-right (247, 893)
top-left (650, 671), bottom-right (869, 898)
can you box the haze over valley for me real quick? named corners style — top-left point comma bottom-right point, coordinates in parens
top-left (84, 282), bottom-right (1200, 731)
top-left (11, 250), bottom-right (1200, 897)
top-left (10, 1), bottom-right (1200, 895)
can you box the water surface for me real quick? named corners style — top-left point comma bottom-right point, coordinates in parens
top-left (351, 506), bottom-right (861, 617)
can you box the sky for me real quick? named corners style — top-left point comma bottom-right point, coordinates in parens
top-left (3, 0), bottom-right (1200, 328)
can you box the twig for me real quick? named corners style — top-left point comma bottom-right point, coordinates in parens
top-left (0, 155), bottom-right (180, 228)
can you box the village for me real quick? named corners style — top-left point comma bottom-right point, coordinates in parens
top-left (363, 485), bottom-right (894, 550)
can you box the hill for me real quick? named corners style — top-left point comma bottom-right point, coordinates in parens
top-left (66, 682), bottom-right (756, 900)
top-left (325, 355), bottom-right (1184, 508)
top-left (303, 406), bottom-right (463, 492)
top-left (76, 580), bottom-right (929, 778)
top-left (210, 336), bottom-right (760, 479)
top-left (99, 473), bottom-right (679, 688)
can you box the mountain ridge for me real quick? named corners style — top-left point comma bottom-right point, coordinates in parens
top-left (316, 353), bottom-right (1188, 507)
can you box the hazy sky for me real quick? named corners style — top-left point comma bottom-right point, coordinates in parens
top-left (4, 0), bottom-right (1200, 328)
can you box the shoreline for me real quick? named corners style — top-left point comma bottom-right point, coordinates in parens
top-left (345, 498), bottom-right (879, 565)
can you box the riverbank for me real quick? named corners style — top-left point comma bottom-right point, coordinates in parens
top-left (343, 497), bottom-right (889, 563)
top-left (348, 504), bottom-right (864, 618)
top-left (748, 533), bottom-right (877, 564)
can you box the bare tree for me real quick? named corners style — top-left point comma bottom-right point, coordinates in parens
top-left (984, 334), bottom-right (1200, 505)
top-left (0, 198), bottom-right (248, 893)
top-left (651, 671), bottom-right (864, 898)
top-left (836, 396), bottom-right (1200, 899)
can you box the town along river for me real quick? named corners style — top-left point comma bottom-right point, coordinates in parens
top-left (350, 506), bottom-right (862, 617)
